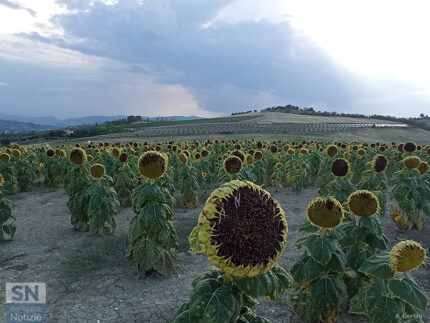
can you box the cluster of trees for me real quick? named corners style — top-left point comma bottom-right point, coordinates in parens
top-left (231, 110), bottom-right (257, 116)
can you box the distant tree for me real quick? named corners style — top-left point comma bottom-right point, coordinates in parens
top-left (0, 138), bottom-right (10, 146)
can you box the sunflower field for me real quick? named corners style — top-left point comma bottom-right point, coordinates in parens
top-left (0, 139), bottom-right (429, 322)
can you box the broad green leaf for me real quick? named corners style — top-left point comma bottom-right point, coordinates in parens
top-left (233, 266), bottom-right (292, 299)
top-left (290, 253), bottom-right (324, 284)
top-left (360, 216), bottom-right (382, 238)
top-left (358, 251), bottom-right (395, 280)
top-left (309, 276), bottom-right (346, 314)
top-left (303, 235), bottom-right (337, 266)
top-left (347, 247), bottom-right (372, 271)
top-left (326, 249), bottom-right (346, 273)
top-left (368, 296), bottom-right (404, 323)
top-left (388, 278), bottom-right (428, 312)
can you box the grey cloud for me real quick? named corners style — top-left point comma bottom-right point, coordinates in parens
top-left (0, 0), bottom-right (36, 16)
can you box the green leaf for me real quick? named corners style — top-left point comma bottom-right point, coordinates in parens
top-left (189, 281), bottom-right (239, 322)
top-left (299, 219), bottom-right (319, 233)
top-left (368, 296), bottom-right (404, 323)
top-left (349, 284), bottom-right (369, 315)
top-left (326, 249), bottom-right (346, 273)
top-left (290, 252), bottom-right (324, 284)
top-left (388, 278), bottom-right (428, 312)
top-left (309, 276), bottom-right (346, 314)
top-left (347, 247), bottom-right (372, 271)
top-left (303, 235), bottom-right (337, 266)
top-left (358, 251), bottom-right (395, 280)
top-left (360, 216), bottom-right (382, 238)
top-left (233, 266), bottom-right (292, 299)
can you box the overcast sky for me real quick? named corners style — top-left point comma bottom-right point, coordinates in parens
top-left (0, 0), bottom-right (429, 118)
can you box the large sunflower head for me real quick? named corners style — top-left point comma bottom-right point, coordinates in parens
top-left (90, 163), bottom-right (105, 179)
top-left (372, 155), bottom-right (388, 172)
top-left (11, 149), bottom-right (21, 158)
top-left (192, 180), bottom-right (287, 277)
top-left (306, 196), bottom-right (344, 229)
top-left (403, 156), bottom-right (421, 169)
top-left (138, 151), bottom-right (168, 180)
top-left (223, 155), bottom-right (243, 175)
top-left (0, 153), bottom-right (10, 162)
top-left (418, 161), bottom-right (429, 175)
top-left (69, 148), bottom-right (87, 165)
top-left (389, 240), bottom-right (426, 273)
top-left (347, 190), bottom-right (379, 217)
top-left (331, 158), bottom-right (350, 177)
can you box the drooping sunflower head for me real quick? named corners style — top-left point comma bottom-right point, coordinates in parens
top-left (194, 180), bottom-right (287, 277)
top-left (244, 154), bottom-right (254, 166)
top-left (357, 148), bottom-right (366, 157)
top-left (112, 147), bottom-right (121, 158)
top-left (294, 164), bottom-right (301, 170)
top-left (287, 149), bottom-right (295, 155)
top-left (46, 149), bottom-right (55, 157)
top-left (90, 163), bottom-right (105, 179)
top-left (276, 162), bottom-right (282, 169)
top-left (87, 155), bottom-right (94, 162)
top-left (326, 145), bottom-right (338, 157)
top-left (331, 158), bottom-right (350, 177)
top-left (253, 151), bottom-right (263, 160)
top-left (231, 150), bottom-right (245, 162)
top-left (389, 240), bottom-right (426, 273)
top-left (138, 151), bottom-right (168, 180)
top-left (306, 196), bottom-right (344, 229)
top-left (418, 161), bottom-right (429, 175)
top-left (223, 155), bottom-right (243, 175)
top-left (0, 153), bottom-right (10, 162)
top-left (347, 190), bottom-right (379, 217)
top-left (178, 152), bottom-right (188, 164)
top-left (300, 148), bottom-right (308, 155)
top-left (69, 148), bottom-right (87, 165)
top-left (372, 155), bottom-right (388, 172)
top-left (11, 149), bottom-right (21, 158)
top-left (119, 152), bottom-right (128, 163)
top-left (403, 141), bottom-right (417, 153)
top-left (403, 156), bottom-right (421, 169)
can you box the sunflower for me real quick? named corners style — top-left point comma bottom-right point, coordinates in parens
top-left (300, 282), bottom-right (310, 293)
top-left (244, 154), bottom-right (254, 166)
top-left (270, 145), bottom-right (278, 154)
top-left (306, 196), bottom-right (344, 229)
top-left (326, 145), bottom-right (338, 157)
top-left (46, 149), bottom-right (55, 157)
top-left (191, 180), bottom-right (287, 277)
top-left (231, 150), bottom-right (245, 162)
top-left (389, 240), bottom-right (426, 273)
top-left (347, 190), bottom-right (379, 217)
top-left (0, 153), bottom-right (10, 162)
top-left (69, 148), bottom-right (87, 165)
top-left (253, 151), bottom-right (263, 160)
top-left (201, 172), bottom-right (207, 178)
top-left (178, 152), bottom-right (188, 165)
top-left (418, 161), bottom-right (429, 175)
top-left (371, 155), bottom-right (388, 173)
top-left (119, 152), bottom-right (128, 163)
top-left (90, 163), bottom-right (105, 179)
top-left (87, 155), bottom-right (94, 162)
top-left (403, 156), bottom-right (421, 169)
top-left (39, 162), bottom-right (44, 168)
top-left (11, 149), bottom-right (21, 158)
top-left (331, 158), bottom-right (349, 177)
top-left (138, 151), bottom-right (168, 180)
top-left (223, 155), bottom-right (243, 175)
top-left (112, 147), bottom-right (121, 158)
top-left (403, 141), bottom-right (417, 153)
top-left (276, 162), bottom-right (282, 169)
top-left (357, 149), bottom-right (366, 157)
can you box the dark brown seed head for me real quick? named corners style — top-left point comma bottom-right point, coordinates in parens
top-left (331, 158), bottom-right (349, 177)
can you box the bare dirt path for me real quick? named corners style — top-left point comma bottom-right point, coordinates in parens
top-left (1, 186), bottom-right (429, 323)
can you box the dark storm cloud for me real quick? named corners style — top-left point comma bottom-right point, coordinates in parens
top-left (40, 0), bottom-right (357, 113)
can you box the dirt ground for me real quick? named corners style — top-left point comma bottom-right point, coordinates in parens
top-left (0, 185), bottom-right (429, 323)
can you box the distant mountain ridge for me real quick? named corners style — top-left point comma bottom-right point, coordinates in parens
top-left (0, 114), bottom-right (204, 133)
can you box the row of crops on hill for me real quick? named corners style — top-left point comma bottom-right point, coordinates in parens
top-left (0, 139), bottom-right (429, 322)
top-left (131, 122), bottom-right (382, 137)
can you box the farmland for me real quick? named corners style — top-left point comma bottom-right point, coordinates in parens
top-left (1, 133), bottom-right (430, 323)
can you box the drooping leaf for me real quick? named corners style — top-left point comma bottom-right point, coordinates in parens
top-left (358, 251), bottom-right (395, 280)
top-left (290, 252), bottom-right (324, 284)
top-left (388, 277), bottom-right (428, 312)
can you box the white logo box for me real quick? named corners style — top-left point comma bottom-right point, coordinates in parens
top-left (6, 283), bottom-right (46, 304)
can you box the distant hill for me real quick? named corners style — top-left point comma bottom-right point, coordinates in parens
top-left (0, 113), bottom-right (127, 128)
top-left (0, 119), bottom-right (52, 133)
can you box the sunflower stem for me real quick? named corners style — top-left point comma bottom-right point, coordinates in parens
top-left (224, 273), bottom-right (233, 285)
